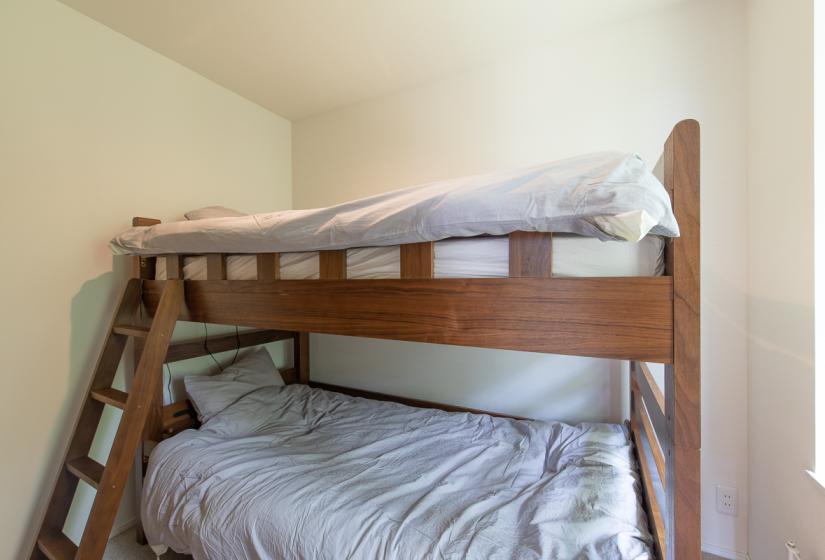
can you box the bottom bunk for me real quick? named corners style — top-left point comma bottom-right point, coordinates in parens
top-left (142, 349), bottom-right (654, 560)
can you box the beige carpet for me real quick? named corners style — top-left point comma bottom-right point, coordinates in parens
top-left (104, 529), bottom-right (189, 559)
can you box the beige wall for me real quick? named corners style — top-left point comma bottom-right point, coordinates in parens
top-left (293, 0), bottom-right (748, 555)
top-left (0, 0), bottom-right (291, 557)
top-left (746, 0), bottom-right (825, 558)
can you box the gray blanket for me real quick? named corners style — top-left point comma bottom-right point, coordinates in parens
top-left (142, 385), bottom-right (653, 559)
top-left (113, 152), bottom-right (677, 256)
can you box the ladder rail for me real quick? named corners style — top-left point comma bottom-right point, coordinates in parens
top-left (76, 279), bottom-right (183, 559)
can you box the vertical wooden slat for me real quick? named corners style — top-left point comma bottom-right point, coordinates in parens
top-left (132, 257), bottom-right (157, 280)
top-left (663, 119), bottom-right (701, 560)
top-left (130, 218), bottom-right (160, 280)
top-left (131, 333), bottom-right (158, 547)
top-left (319, 250), bottom-right (346, 279)
top-left (294, 332), bottom-right (310, 384)
top-left (400, 242), bottom-right (434, 278)
top-left (279, 367), bottom-right (298, 385)
top-left (206, 254), bottom-right (227, 280)
top-left (165, 255), bottom-right (184, 280)
top-left (508, 231), bottom-right (553, 277)
top-left (256, 253), bottom-right (279, 280)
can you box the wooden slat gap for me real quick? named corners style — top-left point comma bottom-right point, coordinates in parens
top-left (165, 329), bottom-right (293, 363)
top-left (638, 361), bottom-right (665, 414)
top-left (635, 364), bottom-right (669, 447)
top-left (637, 393), bottom-right (667, 488)
top-left (631, 422), bottom-right (667, 560)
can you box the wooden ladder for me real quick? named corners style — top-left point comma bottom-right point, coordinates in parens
top-left (31, 278), bottom-right (184, 560)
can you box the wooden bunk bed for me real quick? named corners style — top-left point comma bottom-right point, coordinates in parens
top-left (31, 120), bottom-right (700, 560)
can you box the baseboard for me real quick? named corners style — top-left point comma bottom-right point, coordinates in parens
top-left (703, 542), bottom-right (750, 560)
top-left (109, 516), bottom-right (137, 540)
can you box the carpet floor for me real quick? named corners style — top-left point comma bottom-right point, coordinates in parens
top-left (104, 529), bottom-right (189, 559)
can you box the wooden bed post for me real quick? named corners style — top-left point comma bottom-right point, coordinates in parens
top-left (663, 119), bottom-right (701, 559)
top-left (295, 333), bottom-right (310, 384)
top-left (130, 217), bottom-right (162, 546)
top-left (130, 217), bottom-right (160, 280)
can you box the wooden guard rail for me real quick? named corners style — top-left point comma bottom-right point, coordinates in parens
top-left (133, 231), bottom-right (557, 281)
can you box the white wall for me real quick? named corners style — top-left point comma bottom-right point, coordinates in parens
top-left (293, 0), bottom-right (748, 555)
top-left (0, 0), bottom-right (292, 557)
top-left (747, 0), bottom-right (825, 558)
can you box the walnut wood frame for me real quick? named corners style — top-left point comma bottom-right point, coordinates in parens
top-left (128, 120), bottom-right (699, 559)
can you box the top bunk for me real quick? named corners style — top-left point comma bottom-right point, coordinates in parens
top-left (111, 150), bottom-right (678, 256)
top-left (114, 120), bottom-right (699, 366)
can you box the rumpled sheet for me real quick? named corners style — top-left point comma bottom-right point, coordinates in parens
top-left (112, 152), bottom-right (677, 255)
top-left (142, 385), bottom-right (652, 559)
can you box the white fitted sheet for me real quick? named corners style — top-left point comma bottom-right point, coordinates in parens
top-left (155, 234), bottom-right (665, 280)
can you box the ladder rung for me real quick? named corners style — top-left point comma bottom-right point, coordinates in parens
top-left (112, 324), bottom-right (150, 337)
top-left (90, 387), bottom-right (128, 409)
top-left (66, 456), bottom-right (105, 489)
top-left (36, 530), bottom-right (77, 560)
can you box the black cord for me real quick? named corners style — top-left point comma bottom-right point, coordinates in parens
top-left (203, 323), bottom-right (223, 372)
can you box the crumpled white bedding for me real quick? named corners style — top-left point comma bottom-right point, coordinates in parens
top-left (112, 152), bottom-right (677, 256)
top-left (142, 385), bottom-right (653, 559)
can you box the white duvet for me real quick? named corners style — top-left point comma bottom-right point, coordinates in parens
top-left (112, 152), bottom-right (677, 256)
top-left (142, 385), bottom-right (652, 559)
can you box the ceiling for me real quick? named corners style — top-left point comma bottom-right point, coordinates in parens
top-left (60, 0), bottom-right (685, 120)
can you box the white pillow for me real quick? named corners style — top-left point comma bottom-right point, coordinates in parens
top-left (184, 206), bottom-right (248, 220)
top-left (184, 347), bottom-right (284, 424)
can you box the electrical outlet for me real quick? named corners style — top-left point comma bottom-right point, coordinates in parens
top-left (716, 485), bottom-right (738, 516)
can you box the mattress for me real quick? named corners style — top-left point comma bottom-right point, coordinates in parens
top-left (142, 384), bottom-right (653, 559)
top-left (155, 234), bottom-right (666, 279)
top-left (111, 151), bottom-right (678, 256)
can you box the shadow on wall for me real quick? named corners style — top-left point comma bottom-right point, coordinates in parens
top-left (19, 258), bottom-right (130, 558)
top-left (747, 294), bottom-right (822, 560)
